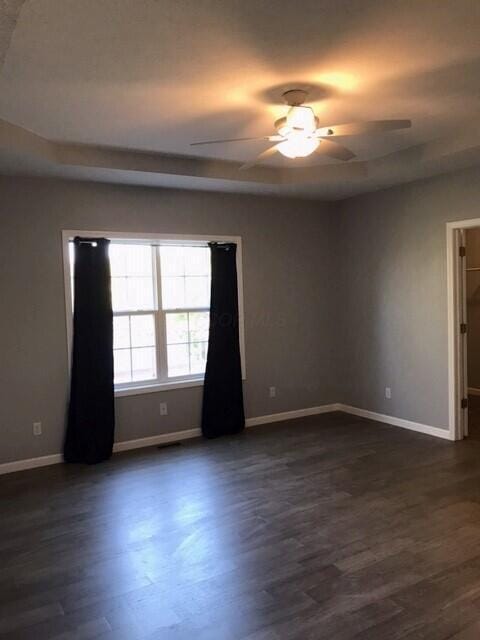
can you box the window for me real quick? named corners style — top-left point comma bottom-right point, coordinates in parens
top-left (65, 232), bottom-right (245, 396)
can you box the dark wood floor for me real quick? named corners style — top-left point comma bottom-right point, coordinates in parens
top-left (468, 394), bottom-right (480, 441)
top-left (2, 412), bottom-right (480, 640)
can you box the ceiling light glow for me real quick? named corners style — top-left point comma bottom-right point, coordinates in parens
top-left (277, 135), bottom-right (319, 159)
top-left (315, 72), bottom-right (359, 91)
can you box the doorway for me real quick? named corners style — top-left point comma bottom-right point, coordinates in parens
top-left (465, 228), bottom-right (480, 440)
top-left (447, 219), bottom-right (480, 441)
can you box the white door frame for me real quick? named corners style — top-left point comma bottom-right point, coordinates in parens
top-left (447, 218), bottom-right (480, 440)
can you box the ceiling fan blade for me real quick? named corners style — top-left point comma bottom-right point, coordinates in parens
top-left (190, 136), bottom-right (273, 146)
top-left (320, 119), bottom-right (412, 137)
top-left (239, 144), bottom-right (279, 171)
top-left (316, 138), bottom-right (356, 161)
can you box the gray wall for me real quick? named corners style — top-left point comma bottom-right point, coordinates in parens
top-left (0, 177), bottom-right (337, 464)
top-left (2, 165), bottom-right (480, 464)
top-left (336, 165), bottom-right (480, 430)
top-left (466, 228), bottom-right (480, 389)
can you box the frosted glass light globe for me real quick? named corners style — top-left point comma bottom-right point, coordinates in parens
top-left (277, 136), bottom-right (319, 158)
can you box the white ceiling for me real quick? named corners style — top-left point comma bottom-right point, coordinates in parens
top-left (0, 0), bottom-right (479, 199)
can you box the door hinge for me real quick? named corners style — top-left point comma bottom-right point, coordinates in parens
top-left (461, 397), bottom-right (468, 409)
top-left (459, 246), bottom-right (466, 257)
top-left (460, 323), bottom-right (468, 334)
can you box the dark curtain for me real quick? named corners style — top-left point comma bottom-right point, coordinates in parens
top-left (201, 242), bottom-right (245, 438)
top-left (64, 237), bottom-right (115, 464)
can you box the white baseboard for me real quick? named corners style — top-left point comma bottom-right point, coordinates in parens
top-left (337, 404), bottom-right (453, 441)
top-left (112, 428), bottom-right (201, 453)
top-left (245, 404), bottom-right (340, 427)
top-left (0, 453), bottom-right (64, 475)
top-left (0, 404), bottom-right (338, 476)
top-left (468, 387), bottom-right (480, 396)
top-left (0, 401), bottom-right (452, 476)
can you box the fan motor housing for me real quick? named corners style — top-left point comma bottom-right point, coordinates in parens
top-left (282, 89), bottom-right (308, 106)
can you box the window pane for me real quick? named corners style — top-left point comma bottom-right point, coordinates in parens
top-left (110, 244), bottom-right (152, 277)
top-left (184, 247), bottom-right (210, 276)
top-left (109, 245), bottom-right (129, 277)
top-left (132, 347), bottom-right (156, 381)
top-left (185, 276), bottom-right (210, 308)
top-left (110, 245), bottom-right (154, 312)
top-left (114, 349), bottom-right (131, 384)
top-left (111, 277), bottom-right (129, 311)
top-left (160, 246), bottom-right (211, 311)
top-left (126, 245), bottom-right (152, 276)
top-left (189, 311), bottom-right (209, 342)
top-left (167, 343), bottom-right (189, 377)
top-left (160, 246), bottom-right (185, 276)
top-left (130, 315), bottom-right (155, 348)
top-left (166, 313), bottom-right (188, 344)
top-left (126, 277), bottom-right (154, 310)
top-left (114, 314), bottom-right (156, 384)
top-left (165, 312), bottom-right (210, 378)
top-left (113, 316), bottom-right (130, 349)
top-left (162, 276), bottom-right (185, 310)
top-left (112, 277), bottom-right (154, 311)
top-left (190, 341), bottom-right (208, 375)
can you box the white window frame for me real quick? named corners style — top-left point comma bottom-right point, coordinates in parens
top-left (62, 230), bottom-right (246, 397)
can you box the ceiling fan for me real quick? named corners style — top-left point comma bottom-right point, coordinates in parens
top-left (191, 89), bottom-right (411, 170)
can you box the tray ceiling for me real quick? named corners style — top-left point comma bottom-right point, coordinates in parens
top-left (0, 0), bottom-right (479, 199)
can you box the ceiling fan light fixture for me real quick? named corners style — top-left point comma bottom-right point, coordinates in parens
top-left (190, 88), bottom-right (408, 169)
top-left (277, 135), bottom-right (319, 158)
top-left (285, 106), bottom-right (318, 134)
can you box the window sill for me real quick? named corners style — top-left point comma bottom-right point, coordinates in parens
top-left (115, 378), bottom-right (204, 397)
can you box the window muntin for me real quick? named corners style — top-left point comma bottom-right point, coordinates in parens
top-left (69, 241), bottom-right (212, 388)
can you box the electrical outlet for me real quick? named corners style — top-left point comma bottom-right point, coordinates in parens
top-left (385, 387), bottom-right (392, 399)
top-left (33, 422), bottom-right (42, 436)
top-left (269, 386), bottom-right (276, 398)
top-left (160, 402), bottom-right (168, 416)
